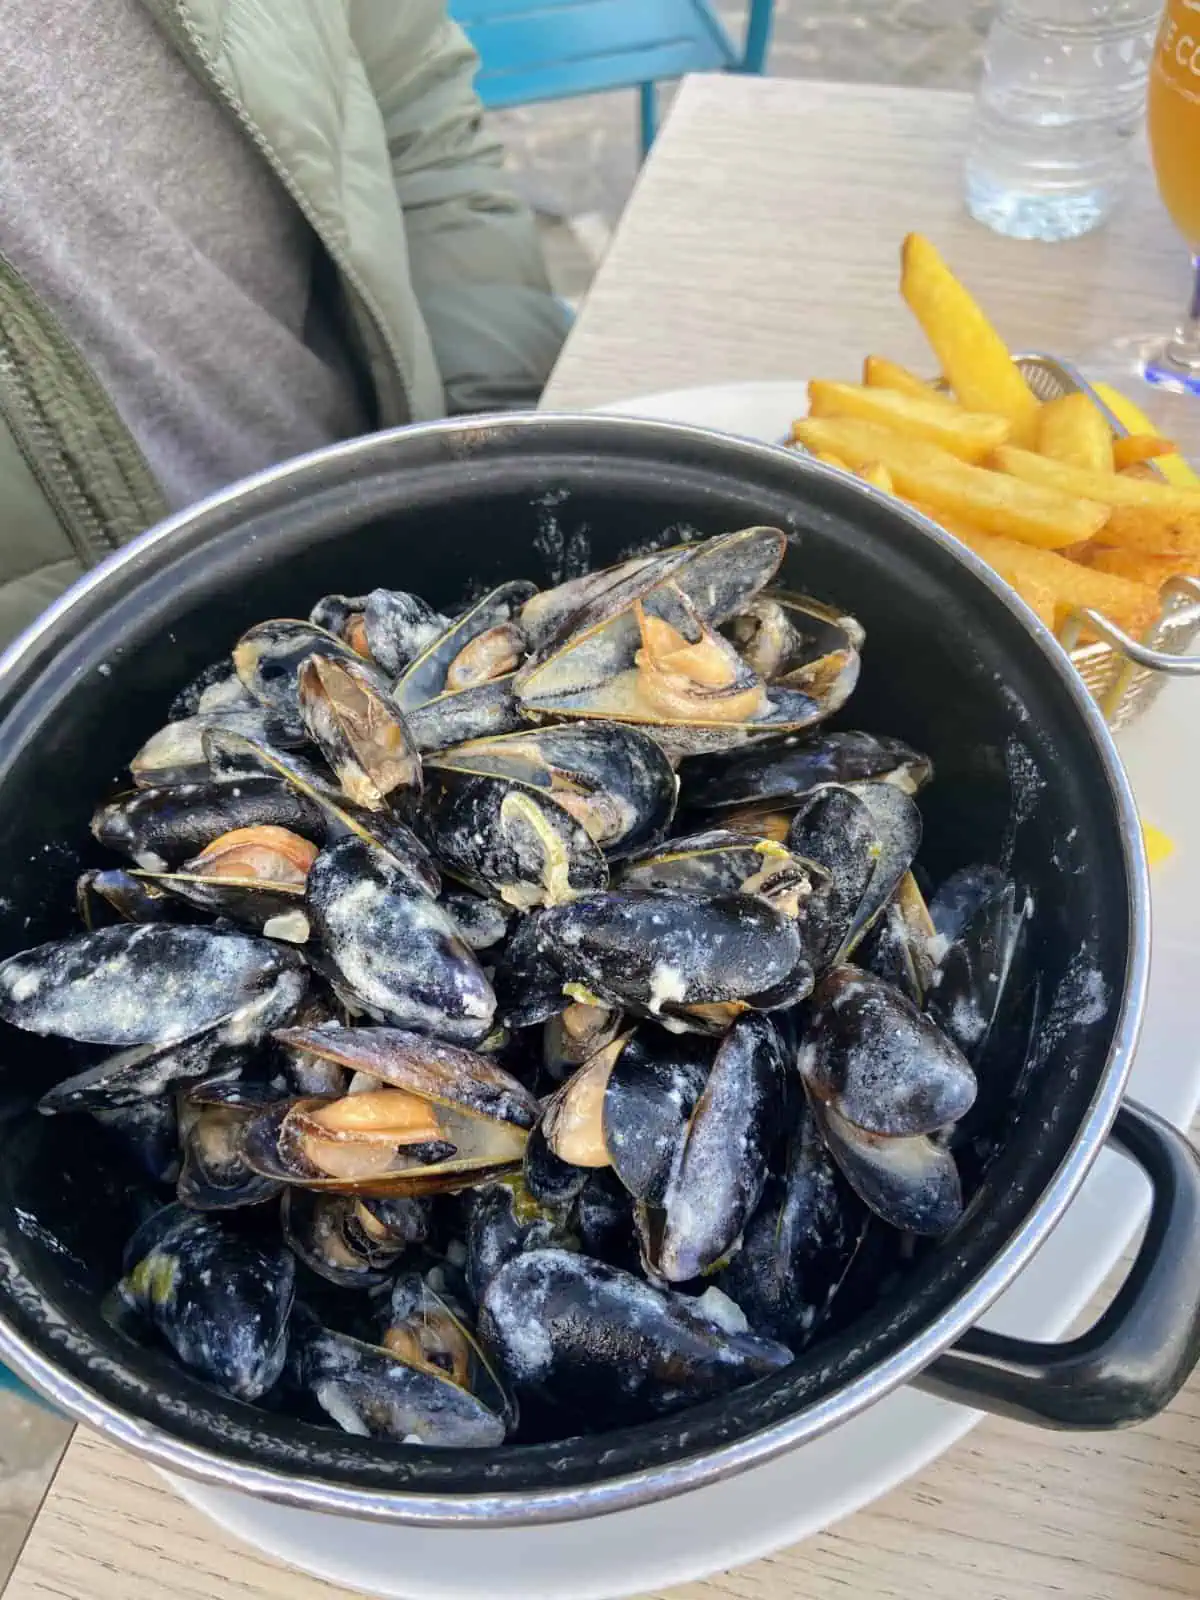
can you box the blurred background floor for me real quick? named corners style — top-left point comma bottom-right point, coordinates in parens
top-left (523, 0), bottom-right (994, 304)
top-left (0, 0), bottom-right (994, 1586)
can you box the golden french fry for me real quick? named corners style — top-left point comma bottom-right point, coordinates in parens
top-left (1083, 545), bottom-right (1196, 590)
top-left (1120, 462), bottom-right (1164, 481)
top-left (1036, 393), bottom-right (1114, 475)
top-left (899, 234), bottom-right (1041, 444)
top-left (815, 451), bottom-right (851, 471)
top-left (862, 355), bottom-right (948, 401)
top-left (991, 445), bottom-right (1200, 555)
top-left (927, 519), bottom-right (1159, 637)
top-left (857, 461), bottom-right (895, 494)
top-left (1112, 433), bottom-right (1177, 471)
top-left (807, 379), bottom-right (1010, 463)
top-left (792, 417), bottom-right (1107, 549)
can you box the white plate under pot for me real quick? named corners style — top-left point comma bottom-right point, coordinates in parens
top-left (167, 383), bottom-right (1200, 1600)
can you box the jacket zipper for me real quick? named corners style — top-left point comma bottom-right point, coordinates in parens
top-left (162, 2), bottom-right (415, 426)
top-left (0, 251), bottom-right (167, 567)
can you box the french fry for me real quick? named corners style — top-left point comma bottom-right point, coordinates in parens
top-left (791, 417), bottom-right (1108, 549)
top-left (858, 462), bottom-right (895, 494)
top-left (816, 451), bottom-right (850, 471)
top-left (1120, 463), bottom-right (1163, 481)
top-left (908, 507), bottom-right (1160, 637)
top-left (862, 355), bottom-right (949, 401)
top-left (1083, 546), bottom-right (1195, 590)
top-left (991, 445), bottom-right (1200, 555)
top-left (1036, 393), bottom-right (1114, 475)
top-left (899, 234), bottom-right (1041, 444)
top-left (807, 379), bottom-right (1010, 463)
top-left (1112, 433), bottom-right (1177, 471)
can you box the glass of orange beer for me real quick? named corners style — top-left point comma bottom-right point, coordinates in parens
top-left (1143, 0), bottom-right (1200, 390)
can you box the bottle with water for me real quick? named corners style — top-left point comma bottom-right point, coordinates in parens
top-left (966, 0), bottom-right (1161, 242)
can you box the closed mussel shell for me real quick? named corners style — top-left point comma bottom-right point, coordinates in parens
top-left (798, 966), bottom-right (977, 1138)
top-left (679, 730), bottom-right (932, 815)
top-left (76, 868), bottom-right (181, 928)
top-left (717, 1097), bottom-right (869, 1348)
top-left (404, 675), bottom-right (525, 755)
top-left (533, 889), bottom-right (809, 1020)
top-left (304, 837), bottom-right (494, 1044)
top-left (479, 1248), bottom-right (791, 1434)
top-left (601, 1030), bottom-right (710, 1204)
top-left (654, 1014), bottom-right (786, 1283)
top-left (116, 1203), bottom-right (295, 1402)
top-left (464, 1174), bottom-right (576, 1306)
top-left (361, 589), bottom-right (450, 678)
top-left (925, 866), bottom-right (1026, 1063)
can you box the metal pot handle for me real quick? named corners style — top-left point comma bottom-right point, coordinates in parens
top-left (916, 1100), bottom-right (1200, 1429)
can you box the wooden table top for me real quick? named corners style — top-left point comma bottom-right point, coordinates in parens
top-left (7, 73), bottom-right (1200, 1600)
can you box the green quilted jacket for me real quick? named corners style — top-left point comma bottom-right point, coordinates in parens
top-left (0, 0), bottom-right (568, 646)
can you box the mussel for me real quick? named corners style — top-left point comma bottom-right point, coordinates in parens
top-left (242, 1025), bottom-right (537, 1193)
top-left (115, 1204), bottom-right (295, 1401)
top-left (479, 1249), bottom-right (792, 1433)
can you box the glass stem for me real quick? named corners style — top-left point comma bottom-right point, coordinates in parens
top-left (1167, 257), bottom-right (1200, 373)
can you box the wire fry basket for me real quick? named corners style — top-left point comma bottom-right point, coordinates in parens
top-left (1015, 354), bottom-right (1200, 730)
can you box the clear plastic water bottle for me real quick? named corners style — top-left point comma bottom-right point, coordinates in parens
top-left (966, 0), bottom-right (1161, 242)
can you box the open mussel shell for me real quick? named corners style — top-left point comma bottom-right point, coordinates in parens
top-left (723, 591), bottom-right (865, 691)
top-left (615, 828), bottom-right (825, 921)
top-left (540, 1034), bottom-right (631, 1169)
top-left (531, 889), bottom-right (811, 1024)
top-left (393, 582), bottom-right (537, 712)
top-left (92, 774), bottom-right (327, 872)
top-left (310, 589), bottom-right (449, 677)
top-left (652, 1014), bottom-right (786, 1283)
top-left (517, 555), bottom-right (660, 654)
top-left (178, 1099), bottom-right (285, 1211)
top-left (243, 1024), bottom-right (535, 1193)
top-left (479, 1247), bottom-right (792, 1434)
top-left (515, 530), bottom-right (804, 752)
top-left (297, 654), bottom-right (422, 814)
top-left (798, 966), bottom-right (977, 1139)
top-left (0, 924), bottom-right (301, 1048)
top-left (543, 999), bottom-right (623, 1081)
top-left (202, 727), bottom-right (439, 897)
top-left (404, 674), bottom-right (525, 755)
top-left (810, 1098), bottom-right (964, 1237)
top-left (679, 730), bottom-right (933, 816)
top-left (428, 723), bottom-right (678, 862)
top-left (925, 866), bottom-right (1027, 1063)
top-left (304, 838), bottom-right (495, 1043)
top-left (116, 1203), bottom-right (295, 1402)
top-left (294, 1274), bottom-right (511, 1446)
top-left (788, 780), bottom-right (922, 968)
top-left (232, 618), bottom-right (363, 739)
top-left (856, 872), bottom-right (939, 1006)
top-left (76, 868), bottom-right (181, 927)
top-left (134, 825), bottom-right (318, 942)
top-left (717, 1098), bottom-right (869, 1348)
top-left (282, 1190), bottom-right (411, 1288)
top-left (464, 1174), bottom-right (577, 1306)
top-left (129, 705), bottom-right (305, 789)
top-left (424, 770), bottom-right (609, 911)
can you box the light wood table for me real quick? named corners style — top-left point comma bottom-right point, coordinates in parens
top-left (7, 75), bottom-right (1200, 1600)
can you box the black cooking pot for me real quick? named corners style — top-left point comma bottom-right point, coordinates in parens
top-left (0, 416), bottom-right (1197, 1529)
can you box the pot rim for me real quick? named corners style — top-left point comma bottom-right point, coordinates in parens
top-left (0, 413), bottom-right (1151, 1527)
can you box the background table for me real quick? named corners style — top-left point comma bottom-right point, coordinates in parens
top-left (6, 74), bottom-right (1200, 1600)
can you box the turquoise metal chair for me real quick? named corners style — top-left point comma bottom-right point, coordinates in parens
top-left (449, 0), bottom-right (775, 154)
